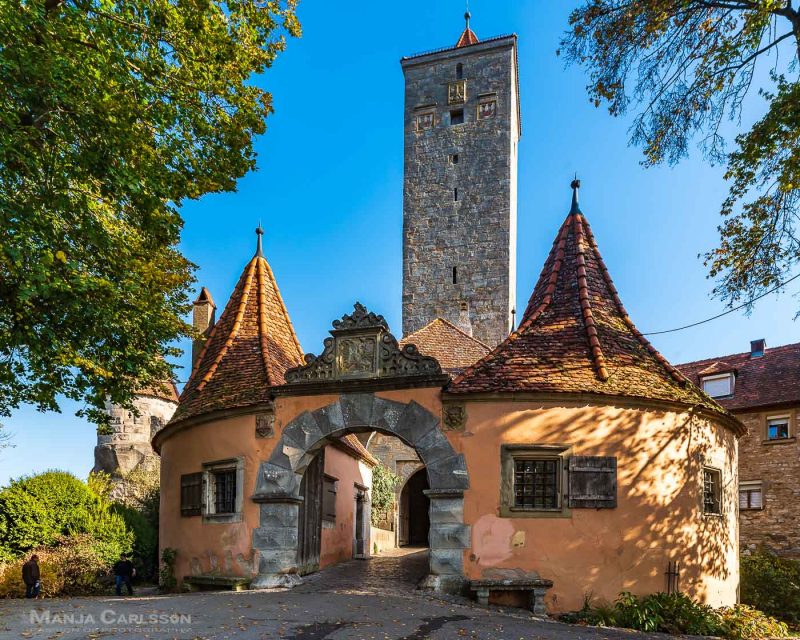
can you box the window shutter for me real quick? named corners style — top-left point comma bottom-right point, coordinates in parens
top-left (568, 456), bottom-right (617, 509)
top-left (181, 472), bottom-right (203, 516)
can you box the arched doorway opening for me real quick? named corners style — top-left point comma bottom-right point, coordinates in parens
top-left (252, 394), bottom-right (470, 592)
top-left (400, 468), bottom-right (429, 547)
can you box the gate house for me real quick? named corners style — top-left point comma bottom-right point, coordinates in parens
top-left (155, 182), bottom-right (743, 612)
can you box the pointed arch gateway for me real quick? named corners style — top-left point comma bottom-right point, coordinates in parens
top-left (250, 304), bottom-right (470, 593)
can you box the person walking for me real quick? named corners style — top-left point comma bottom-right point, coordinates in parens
top-left (112, 553), bottom-right (135, 596)
top-left (21, 555), bottom-right (40, 599)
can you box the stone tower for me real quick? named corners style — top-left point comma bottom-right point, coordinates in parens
top-left (401, 14), bottom-right (520, 348)
top-left (93, 382), bottom-right (178, 500)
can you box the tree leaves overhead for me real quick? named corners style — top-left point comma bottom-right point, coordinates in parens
top-left (560, 1), bottom-right (800, 311)
top-left (0, 0), bottom-right (300, 423)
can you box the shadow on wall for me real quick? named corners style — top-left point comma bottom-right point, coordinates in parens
top-left (470, 401), bottom-right (737, 607)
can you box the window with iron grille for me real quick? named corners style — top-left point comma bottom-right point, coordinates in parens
top-left (180, 472), bottom-right (203, 517)
top-left (212, 469), bottom-right (237, 515)
top-left (514, 458), bottom-right (559, 509)
top-left (703, 467), bottom-right (722, 515)
top-left (739, 481), bottom-right (763, 510)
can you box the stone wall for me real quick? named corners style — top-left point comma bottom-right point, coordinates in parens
top-left (736, 407), bottom-right (800, 557)
top-left (94, 394), bottom-right (177, 500)
top-left (366, 432), bottom-right (423, 531)
top-left (401, 37), bottom-right (519, 348)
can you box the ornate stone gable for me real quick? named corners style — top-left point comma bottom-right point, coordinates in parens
top-left (283, 303), bottom-right (445, 390)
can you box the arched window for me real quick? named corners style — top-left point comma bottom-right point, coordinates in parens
top-left (456, 63), bottom-right (463, 79)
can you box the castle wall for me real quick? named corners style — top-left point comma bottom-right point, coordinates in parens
top-left (94, 395), bottom-right (176, 499)
top-left (455, 400), bottom-right (739, 612)
top-left (402, 38), bottom-right (519, 347)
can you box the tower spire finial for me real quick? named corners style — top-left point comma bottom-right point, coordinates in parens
top-left (255, 223), bottom-right (264, 257)
top-left (465, 1), bottom-right (471, 26)
top-left (570, 175), bottom-right (581, 215)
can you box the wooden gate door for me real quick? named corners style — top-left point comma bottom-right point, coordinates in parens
top-left (297, 450), bottom-right (324, 575)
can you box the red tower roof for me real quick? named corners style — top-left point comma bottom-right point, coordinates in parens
top-left (456, 11), bottom-right (479, 48)
top-left (449, 182), bottom-right (730, 418)
top-left (171, 231), bottom-right (304, 424)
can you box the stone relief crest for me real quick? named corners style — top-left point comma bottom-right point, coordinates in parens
top-left (443, 404), bottom-right (467, 431)
top-left (336, 336), bottom-right (376, 377)
top-left (478, 100), bottom-right (497, 120)
top-left (255, 413), bottom-right (275, 439)
top-left (448, 80), bottom-right (467, 105)
top-left (284, 303), bottom-right (443, 385)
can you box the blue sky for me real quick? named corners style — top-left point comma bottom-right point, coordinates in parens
top-left (2, 1), bottom-right (796, 485)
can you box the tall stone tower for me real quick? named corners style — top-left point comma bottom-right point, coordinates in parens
top-left (401, 14), bottom-right (520, 348)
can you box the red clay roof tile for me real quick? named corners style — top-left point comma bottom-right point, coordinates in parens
top-left (400, 318), bottom-right (490, 375)
top-left (171, 252), bottom-right (304, 424)
top-left (677, 342), bottom-right (800, 412)
top-left (449, 193), bottom-right (727, 416)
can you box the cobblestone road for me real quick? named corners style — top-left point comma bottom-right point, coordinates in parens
top-left (0, 548), bottom-right (663, 639)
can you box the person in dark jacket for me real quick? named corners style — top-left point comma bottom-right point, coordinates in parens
top-left (22, 555), bottom-right (40, 599)
top-left (112, 553), bottom-right (135, 596)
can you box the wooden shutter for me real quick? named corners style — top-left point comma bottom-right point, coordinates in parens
top-left (322, 476), bottom-right (337, 522)
top-left (181, 472), bottom-right (203, 516)
top-left (567, 456), bottom-right (617, 509)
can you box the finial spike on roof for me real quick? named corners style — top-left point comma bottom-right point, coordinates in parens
top-left (570, 176), bottom-right (581, 215)
top-left (255, 224), bottom-right (264, 257)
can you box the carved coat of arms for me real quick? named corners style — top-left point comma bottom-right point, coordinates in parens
top-left (336, 337), bottom-right (376, 377)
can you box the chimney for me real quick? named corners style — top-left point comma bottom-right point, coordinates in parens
top-left (192, 287), bottom-right (216, 366)
top-left (457, 301), bottom-right (473, 337)
top-left (750, 338), bottom-right (766, 359)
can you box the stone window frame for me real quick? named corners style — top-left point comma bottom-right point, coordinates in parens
top-left (764, 413), bottom-right (793, 443)
top-left (202, 457), bottom-right (244, 524)
top-left (701, 372), bottom-right (735, 399)
top-left (702, 466), bottom-right (723, 517)
top-left (500, 444), bottom-right (572, 519)
top-left (739, 480), bottom-right (763, 511)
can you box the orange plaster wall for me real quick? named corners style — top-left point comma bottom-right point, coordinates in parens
top-left (457, 401), bottom-right (739, 613)
top-left (320, 446), bottom-right (373, 568)
top-left (159, 414), bottom-right (265, 581)
top-left (159, 393), bottom-right (360, 583)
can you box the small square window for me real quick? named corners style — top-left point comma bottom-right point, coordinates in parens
top-left (514, 458), bottom-right (559, 510)
top-left (739, 481), bottom-right (763, 510)
top-left (702, 373), bottom-right (734, 398)
top-left (767, 416), bottom-right (790, 440)
top-left (211, 469), bottom-right (237, 515)
top-left (451, 154), bottom-right (459, 164)
top-left (450, 109), bottom-right (464, 125)
top-left (703, 467), bottom-right (722, 515)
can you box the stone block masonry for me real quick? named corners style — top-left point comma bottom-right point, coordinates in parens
top-left (401, 36), bottom-right (520, 348)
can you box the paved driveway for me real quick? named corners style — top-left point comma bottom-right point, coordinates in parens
top-left (0, 549), bottom-right (656, 639)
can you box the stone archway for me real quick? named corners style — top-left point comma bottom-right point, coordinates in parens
top-left (251, 393), bottom-right (469, 592)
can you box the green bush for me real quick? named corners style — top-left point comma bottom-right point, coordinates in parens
top-left (159, 547), bottom-right (177, 593)
top-left (370, 464), bottom-right (399, 527)
top-left (562, 592), bottom-right (789, 639)
top-left (114, 504), bottom-right (158, 581)
top-left (0, 470), bottom-right (132, 564)
top-left (741, 547), bottom-right (800, 624)
top-left (0, 534), bottom-right (109, 597)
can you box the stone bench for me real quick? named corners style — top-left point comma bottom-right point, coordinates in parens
top-left (184, 575), bottom-right (251, 592)
top-left (469, 578), bottom-right (553, 615)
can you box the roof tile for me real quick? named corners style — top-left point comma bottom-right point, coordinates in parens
top-left (171, 252), bottom-right (304, 424)
top-left (449, 197), bottom-right (727, 417)
top-left (400, 318), bottom-right (491, 375)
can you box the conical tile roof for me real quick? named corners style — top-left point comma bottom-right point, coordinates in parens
top-left (456, 11), bottom-right (479, 47)
top-left (171, 236), bottom-right (304, 424)
top-left (449, 183), bottom-right (728, 416)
